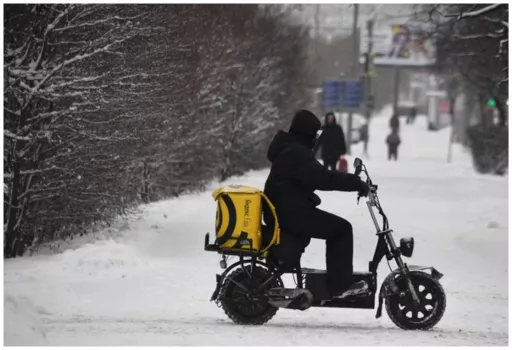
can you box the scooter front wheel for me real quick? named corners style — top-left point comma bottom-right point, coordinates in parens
top-left (385, 271), bottom-right (446, 330)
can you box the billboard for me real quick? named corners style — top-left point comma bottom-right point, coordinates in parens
top-left (360, 24), bottom-right (435, 66)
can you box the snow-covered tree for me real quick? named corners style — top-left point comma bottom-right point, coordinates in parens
top-left (419, 4), bottom-right (508, 125)
top-left (4, 4), bottom-right (149, 256)
top-left (415, 4), bottom-right (509, 175)
top-left (4, 4), bottom-right (312, 257)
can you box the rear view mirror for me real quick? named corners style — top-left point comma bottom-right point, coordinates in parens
top-left (353, 157), bottom-right (363, 177)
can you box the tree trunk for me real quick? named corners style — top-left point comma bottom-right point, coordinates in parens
top-left (4, 107), bottom-right (29, 258)
top-left (220, 151), bottom-right (232, 182)
top-left (141, 162), bottom-right (150, 203)
top-left (5, 164), bottom-right (21, 258)
top-left (478, 94), bottom-right (488, 127)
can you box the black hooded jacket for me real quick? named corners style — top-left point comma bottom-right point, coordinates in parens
top-left (264, 130), bottom-right (362, 215)
top-left (315, 115), bottom-right (347, 160)
top-left (262, 110), bottom-right (363, 270)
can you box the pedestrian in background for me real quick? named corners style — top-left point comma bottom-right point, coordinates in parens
top-left (389, 112), bottom-right (400, 134)
top-left (314, 112), bottom-right (347, 171)
top-left (386, 130), bottom-right (401, 161)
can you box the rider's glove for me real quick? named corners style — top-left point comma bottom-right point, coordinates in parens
top-left (358, 181), bottom-right (370, 197)
top-left (308, 193), bottom-right (321, 207)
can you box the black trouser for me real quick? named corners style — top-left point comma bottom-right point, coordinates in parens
top-left (322, 157), bottom-right (338, 171)
top-left (282, 208), bottom-right (354, 295)
top-left (388, 146), bottom-right (398, 161)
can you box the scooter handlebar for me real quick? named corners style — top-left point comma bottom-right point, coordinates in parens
top-left (356, 183), bottom-right (377, 204)
top-left (354, 162), bottom-right (377, 203)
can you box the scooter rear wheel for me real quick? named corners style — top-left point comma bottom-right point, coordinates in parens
top-left (219, 266), bottom-right (282, 325)
top-left (385, 271), bottom-right (446, 330)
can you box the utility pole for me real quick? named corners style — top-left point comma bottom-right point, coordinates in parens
top-left (393, 67), bottom-right (400, 113)
top-left (315, 4), bottom-right (320, 58)
top-left (346, 3), bottom-right (359, 155)
top-left (363, 10), bottom-right (375, 157)
top-left (447, 77), bottom-right (457, 163)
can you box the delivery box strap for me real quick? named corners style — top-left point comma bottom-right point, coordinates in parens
top-left (215, 201), bottom-right (222, 233)
top-left (215, 194), bottom-right (237, 246)
top-left (259, 192), bottom-right (280, 253)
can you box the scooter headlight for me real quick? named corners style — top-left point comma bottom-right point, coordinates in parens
top-left (400, 237), bottom-right (414, 257)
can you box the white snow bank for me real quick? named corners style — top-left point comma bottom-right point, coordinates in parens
top-left (4, 292), bottom-right (47, 346)
top-left (25, 216), bottom-right (135, 257)
top-left (55, 239), bottom-right (150, 277)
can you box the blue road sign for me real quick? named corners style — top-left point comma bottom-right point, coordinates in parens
top-left (322, 80), bottom-right (342, 109)
top-left (342, 80), bottom-right (363, 109)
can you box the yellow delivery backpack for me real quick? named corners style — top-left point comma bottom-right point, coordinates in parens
top-left (212, 185), bottom-right (280, 255)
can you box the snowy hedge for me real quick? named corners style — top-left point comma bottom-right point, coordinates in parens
top-left (4, 4), bottom-right (312, 257)
top-left (466, 125), bottom-right (508, 175)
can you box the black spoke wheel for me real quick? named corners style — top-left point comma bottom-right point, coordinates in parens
top-left (385, 271), bottom-right (446, 330)
top-left (219, 265), bottom-right (282, 325)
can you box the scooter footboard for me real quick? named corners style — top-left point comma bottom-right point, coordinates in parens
top-left (304, 270), bottom-right (376, 308)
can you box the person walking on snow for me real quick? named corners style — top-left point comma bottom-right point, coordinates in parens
top-left (406, 107), bottom-right (417, 124)
top-left (389, 112), bottom-right (400, 134)
top-left (359, 123), bottom-right (369, 156)
top-left (386, 130), bottom-right (401, 161)
top-left (314, 112), bottom-right (347, 171)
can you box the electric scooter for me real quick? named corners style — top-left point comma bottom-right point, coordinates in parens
top-left (204, 157), bottom-right (446, 330)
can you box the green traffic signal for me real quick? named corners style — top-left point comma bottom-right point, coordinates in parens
top-left (487, 98), bottom-right (496, 107)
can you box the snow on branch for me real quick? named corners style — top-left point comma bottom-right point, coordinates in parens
top-left (52, 14), bottom-right (142, 33)
top-left (453, 33), bottom-right (503, 40)
top-left (20, 166), bottom-right (62, 177)
top-left (26, 109), bottom-right (70, 122)
top-left (23, 37), bottom-right (135, 110)
top-left (4, 107), bottom-right (21, 117)
top-left (18, 183), bottom-right (67, 200)
top-left (482, 15), bottom-right (508, 28)
top-left (43, 74), bottom-right (106, 92)
top-left (4, 130), bottom-right (31, 141)
top-left (5, 36), bottom-right (31, 60)
top-left (443, 4), bottom-right (503, 20)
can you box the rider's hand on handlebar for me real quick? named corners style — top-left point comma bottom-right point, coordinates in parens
top-left (357, 180), bottom-right (370, 197)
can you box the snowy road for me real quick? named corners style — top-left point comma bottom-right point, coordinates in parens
top-left (4, 112), bottom-right (508, 345)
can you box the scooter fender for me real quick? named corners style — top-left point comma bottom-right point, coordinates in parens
top-left (210, 274), bottom-right (223, 302)
top-left (375, 265), bottom-right (443, 319)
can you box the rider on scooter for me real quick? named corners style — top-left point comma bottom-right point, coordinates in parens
top-left (264, 109), bottom-right (370, 299)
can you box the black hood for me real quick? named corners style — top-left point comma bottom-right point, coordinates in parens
top-left (267, 130), bottom-right (307, 162)
top-left (287, 109), bottom-right (320, 150)
top-left (290, 110), bottom-right (321, 138)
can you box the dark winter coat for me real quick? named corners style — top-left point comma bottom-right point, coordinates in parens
top-left (263, 130), bottom-right (362, 227)
top-left (386, 133), bottom-right (401, 150)
top-left (262, 110), bottom-right (364, 271)
top-left (359, 124), bottom-right (369, 142)
top-left (390, 114), bottom-right (400, 132)
top-left (315, 118), bottom-right (347, 161)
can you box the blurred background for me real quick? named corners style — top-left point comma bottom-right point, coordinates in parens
top-left (4, 4), bottom-right (509, 257)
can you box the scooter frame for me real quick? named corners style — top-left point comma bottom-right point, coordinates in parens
top-left (204, 161), bottom-right (443, 317)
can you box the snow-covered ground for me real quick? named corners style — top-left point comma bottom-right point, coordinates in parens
top-left (4, 111), bottom-right (508, 346)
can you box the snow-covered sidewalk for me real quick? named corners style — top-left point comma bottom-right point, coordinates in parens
top-left (4, 113), bottom-right (508, 346)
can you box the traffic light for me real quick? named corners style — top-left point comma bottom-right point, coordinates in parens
top-left (487, 98), bottom-right (496, 108)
